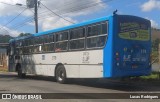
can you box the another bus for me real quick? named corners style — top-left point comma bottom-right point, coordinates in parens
top-left (8, 14), bottom-right (151, 83)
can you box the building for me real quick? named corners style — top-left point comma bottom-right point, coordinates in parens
top-left (0, 48), bottom-right (8, 69)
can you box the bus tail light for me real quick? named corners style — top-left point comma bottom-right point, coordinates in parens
top-left (115, 52), bottom-right (120, 66)
top-left (116, 63), bottom-right (120, 66)
top-left (116, 52), bottom-right (119, 56)
top-left (116, 58), bottom-right (120, 60)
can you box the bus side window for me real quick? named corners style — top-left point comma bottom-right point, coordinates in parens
top-left (55, 31), bottom-right (68, 52)
top-left (97, 36), bottom-right (106, 47)
top-left (70, 27), bottom-right (85, 50)
top-left (87, 22), bottom-right (108, 48)
top-left (102, 23), bottom-right (107, 34)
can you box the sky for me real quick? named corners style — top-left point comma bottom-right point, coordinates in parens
top-left (0, 0), bottom-right (159, 37)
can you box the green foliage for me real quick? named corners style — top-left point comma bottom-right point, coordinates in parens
top-left (18, 33), bottom-right (32, 37)
top-left (151, 38), bottom-right (159, 63)
top-left (139, 72), bottom-right (159, 80)
top-left (0, 33), bottom-right (32, 44)
top-left (0, 35), bottom-right (12, 43)
top-left (152, 38), bottom-right (160, 51)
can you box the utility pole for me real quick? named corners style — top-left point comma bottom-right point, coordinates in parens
top-left (158, 43), bottom-right (160, 65)
top-left (34, 0), bottom-right (38, 33)
top-left (26, 0), bottom-right (38, 33)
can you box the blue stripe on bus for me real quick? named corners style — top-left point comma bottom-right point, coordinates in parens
top-left (9, 15), bottom-right (112, 42)
top-left (103, 15), bottom-right (114, 77)
top-left (34, 16), bottom-right (111, 36)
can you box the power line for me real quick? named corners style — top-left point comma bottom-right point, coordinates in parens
top-left (56, 0), bottom-right (113, 15)
top-left (11, 17), bottom-right (34, 30)
top-left (40, 2), bottom-right (75, 24)
top-left (0, 2), bottom-right (26, 8)
top-left (38, 0), bottom-right (109, 15)
top-left (10, 0), bottom-right (114, 30)
top-left (0, 8), bottom-right (28, 35)
top-left (38, 0), bottom-right (112, 21)
top-left (3, 8), bottom-right (27, 27)
top-left (0, 8), bottom-right (27, 30)
top-left (7, 0), bottom-right (105, 30)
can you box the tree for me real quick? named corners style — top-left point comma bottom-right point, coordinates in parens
top-left (18, 33), bottom-right (32, 37)
top-left (152, 38), bottom-right (160, 51)
top-left (0, 35), bottom-right (12, 43)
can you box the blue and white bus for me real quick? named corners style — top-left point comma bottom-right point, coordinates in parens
top-left (8, 14), bottom-right (151, 83)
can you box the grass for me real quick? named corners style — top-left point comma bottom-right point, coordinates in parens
top-left (139, 73), bottom-right (159, 80)
top-left (129, 72), bottom-right (160, 82)
top-left (151, 50), bottom-right (159, 63)
top-left (0, 68), bottom-right (8, 72)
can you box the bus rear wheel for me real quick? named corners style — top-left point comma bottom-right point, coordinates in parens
top-left (17, 65), bottom-right (26, 78)
top-left (55, 65), bottom-right (67, 84)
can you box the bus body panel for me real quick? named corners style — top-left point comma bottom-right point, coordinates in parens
top-left (103, 16), bottom-right (114, 77)
top-left (19, 50), bottom-right (103, 78)
top-left (111, 15), bottom-right (151, 77)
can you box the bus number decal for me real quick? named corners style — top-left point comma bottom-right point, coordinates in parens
top-left (82, 52), bottom-right (90, 63)
top-left (42, 55), bottom-right (45, 60)
top-left (52, 56), bottom-right (57, 60)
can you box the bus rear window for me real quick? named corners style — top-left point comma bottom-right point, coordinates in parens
top-left (118, 16), bottom-right (150, 41)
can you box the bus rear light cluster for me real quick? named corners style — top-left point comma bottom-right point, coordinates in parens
top-left (116, 63), bottom-right (120, 66)
top-left (116, 58), bottom-right (120, 60)
top-left (116, 52), bottom-right (119, 56)
top-left (132, 65), bottom-right (138, 69)
top-left (115, 52), bottom-right (120, 66)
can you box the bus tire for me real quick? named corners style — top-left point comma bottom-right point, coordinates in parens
top-left (55, 65), bottom-right (67, 84)
top-left (17, 65), bottom-right (26, 78)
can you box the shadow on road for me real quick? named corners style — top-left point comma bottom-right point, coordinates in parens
top-left (0, 72), bottom-right (160, 92)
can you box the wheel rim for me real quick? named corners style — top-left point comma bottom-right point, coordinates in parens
top-left (58, 70), bottom-right (65, 81)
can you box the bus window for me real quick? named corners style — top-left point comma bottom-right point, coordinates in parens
top-left (34, 45), bottom-right (39, 53)
top-left (44, 35), bottom-right (49, 43)
top-left (70, 28), bottom-right (85, 50)
top-left (70, 28), bottom-right (85, 39)
top-left (42, 43), bottom-right (54, 52)
top-left (49, 34), bottom-right (54, 42)
top-left (87, 22), bottom-right (108, 48)
top-left (55, 42), bottom-right (68, 52)
top-left (102, 23), bottom-right (107, 34)
top-left (87, 36), bottom-right (106, 48)
top-left (70, 39), bottom-right (84, 50)
top-left (23, 47), bottom-right (29, 54)
top-left (88, 24), bottom-right (101, 37)
top-left (56, 31), bottom-right (68, 41)
top-left (34, 36), bottom-right (43, 45)
top-left (48, 43), bottom-right (54, 51)
top-left (55, 31), bottom-right (68, 52)
top-left (42, 44), bottom-right (48, 52)
top-left (34, 37), bottom-right (39, 45)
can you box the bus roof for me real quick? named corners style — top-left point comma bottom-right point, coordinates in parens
top-left (34, 15), bottom-right (112, 36)
top-left (10, 15), bottom-right (112, 42)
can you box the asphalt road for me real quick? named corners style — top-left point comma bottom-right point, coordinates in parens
top-left (0, 72), bottom-right (160, 102)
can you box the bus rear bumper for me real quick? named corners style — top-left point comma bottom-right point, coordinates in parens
top-left (103, 68), bottom-right (151, 78)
